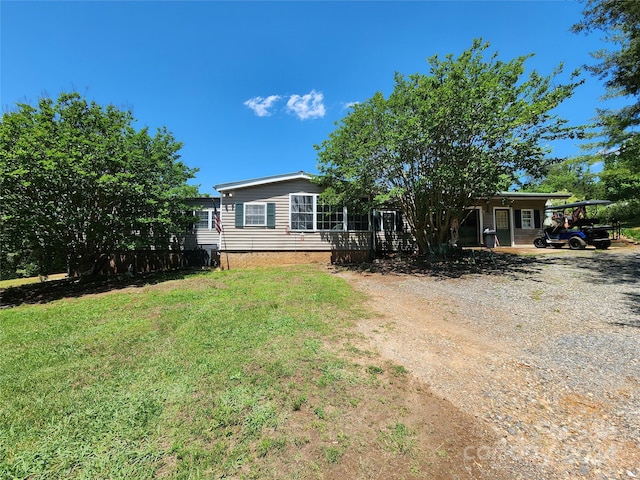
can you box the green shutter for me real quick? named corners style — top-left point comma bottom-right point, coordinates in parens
top-left (267, 202), bottom-right (276, 228)
top-left (534, 210), bottom-right (541, 229)
top-left (395, 211), bottom-right (404, 232)
top-left (514, 210), bottom-right (522, 229)
top-left (235, 203), bottom-right (244, 228)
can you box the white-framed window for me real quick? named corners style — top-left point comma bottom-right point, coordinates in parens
top-left (380, 211), bottom-right (397, 231)
top-left (194, 209), bottom-right (217, 230)
top-left (245, 202), bottom-right (267, 226)
top-left (317, 204), bottom-right (345, 231)
top-left (288, 194), bottom-right (370, 232)
top-left (290, 194), bottom-right (316, 231)
top-left (521, 209), bottom-right (534, 229)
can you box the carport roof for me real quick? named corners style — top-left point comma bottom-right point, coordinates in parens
top-left (494, 192), bottom-right (572, 201)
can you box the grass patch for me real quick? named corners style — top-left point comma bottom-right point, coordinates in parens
top-left (0, 265), bottom-right (373, 478)
top-left (0, 264), bottom-right (466, 479)
top-left (366, 365), bottom-right (384, 375)
top-left (530, 289), bottom-right (544, 301)
top-left (378, 422), bottom-right (416, 456)
top-left (621, 225), bottom-right (640, 243)
top-left (0, 272), bottom-right (66, 289)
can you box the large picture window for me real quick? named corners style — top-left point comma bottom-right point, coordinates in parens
top-left (288, 195), bottom-right (370, 231)
top-left (317, 204), bottom-right (344, 230)
top-left (290, 194), bottom-right (315, 230)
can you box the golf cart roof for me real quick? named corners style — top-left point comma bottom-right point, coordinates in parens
top-left (546, 200), bottom-right (612, 211)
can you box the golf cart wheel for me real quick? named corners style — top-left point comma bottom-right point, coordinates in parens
top-left (533, 237), bottom-right (546, 248)
top-left (595, 241), bottom-right (611, 250)
top-left (568, 237), bottom-right (586, 250)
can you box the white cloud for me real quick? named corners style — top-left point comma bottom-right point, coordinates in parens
top-left (286, 90), bottom-right (326, 120)
top-left (244, 95), bottom-right (282, 117)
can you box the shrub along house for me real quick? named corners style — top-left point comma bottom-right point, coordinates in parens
top-left (212, 171), bottom-right (570, 269)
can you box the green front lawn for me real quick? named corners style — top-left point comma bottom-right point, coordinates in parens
top-left (1, 266), bottom-right (446, 479)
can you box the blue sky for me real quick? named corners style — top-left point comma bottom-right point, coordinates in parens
top-left (1, 1), bottom-right (619, 195)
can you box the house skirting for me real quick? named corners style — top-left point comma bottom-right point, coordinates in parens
top-left (220, 250), bottom-right (371, 269)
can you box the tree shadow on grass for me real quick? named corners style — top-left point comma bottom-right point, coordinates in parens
top-left (0, 269), bottom-right (211, 308)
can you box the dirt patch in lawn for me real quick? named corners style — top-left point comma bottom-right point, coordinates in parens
top-left (323, 271), bottom-right (514, 479)
top-left (262, 353), bottom-right (509, 480)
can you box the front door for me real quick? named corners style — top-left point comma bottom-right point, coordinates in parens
top-left (495, 209), bottom-right (511, 246)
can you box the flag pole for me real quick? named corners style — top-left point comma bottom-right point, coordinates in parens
top-left (214, 208), bottom-right (230, 270)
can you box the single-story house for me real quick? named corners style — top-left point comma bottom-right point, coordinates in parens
top-left (205, 171), bottom-right (569, 269)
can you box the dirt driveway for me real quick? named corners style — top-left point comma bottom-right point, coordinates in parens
top-left (337, 245), bottom-right (640, 479)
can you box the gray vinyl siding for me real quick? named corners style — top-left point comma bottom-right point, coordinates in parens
top-left (373, 213), bottom-right (415, 252)
top-left (185, 230), bottom-right (220, 249)
top-left (219, 179), bottom-right (371, 252)
top-left (481, 199), bottom-right (546, 246)
top-left (513, 200), bottom-right (545, 246)
top-left (216, 177), bottom-right (557, 251)
top-left (184, 198), bottom-right (221, 250)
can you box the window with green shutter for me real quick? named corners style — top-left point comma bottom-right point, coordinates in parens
top-left (515, 209), bottom-right (539, 229)
top-left (235, 202), bottom-right (276, 227)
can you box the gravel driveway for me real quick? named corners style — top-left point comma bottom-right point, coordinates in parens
top-left (339, 245), bottom-right (640, 479)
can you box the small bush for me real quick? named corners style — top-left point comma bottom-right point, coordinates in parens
top-left (604, 199), bottom-right (640, 223)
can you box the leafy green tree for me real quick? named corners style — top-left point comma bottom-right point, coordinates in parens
top-left (522, 156), bottom-right (604, 199)
top-left (573, 0), bottom-right (640, 201)
top-left (0, 92), bottom-right (198, 277)
top-left (315, 40), bottom-right (583, 253)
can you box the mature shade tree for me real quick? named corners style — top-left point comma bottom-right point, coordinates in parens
top-left (0, 92), bottom-right (198, 277)
top-left (315, 40), bottom-right (583, 253)
top-left (573, 0), bottom-right (640, 201)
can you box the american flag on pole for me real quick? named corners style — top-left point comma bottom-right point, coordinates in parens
top-left (214, 210), bottom-right (222, 234)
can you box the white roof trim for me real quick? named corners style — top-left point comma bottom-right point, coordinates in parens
top-left (215, 171), bottom-right (312, 192)
top-left (496, 191), bottom-right (572, 200)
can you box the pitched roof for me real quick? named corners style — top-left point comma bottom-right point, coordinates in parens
top-left (214, 170), bottom-right (571, 201)
top-left (214, 171), bottom-right (312, 192)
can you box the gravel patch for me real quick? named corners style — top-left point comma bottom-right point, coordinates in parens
top-left (339, 246), bottom-right (640, 479)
